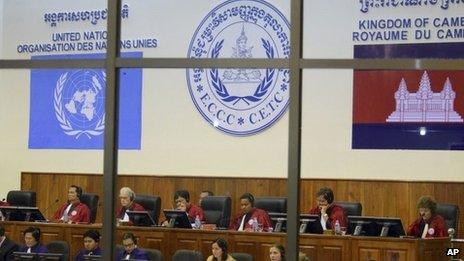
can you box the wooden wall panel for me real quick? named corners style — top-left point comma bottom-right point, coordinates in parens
top-left (20, 172), bottom-right (464, 238)
top-left (2, 221), bottom-right (451, 261)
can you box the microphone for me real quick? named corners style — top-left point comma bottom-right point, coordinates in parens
top-left (42, 198), bottom-right (60, 221)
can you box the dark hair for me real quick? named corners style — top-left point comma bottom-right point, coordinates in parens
top-left (122, 232), bottom-right (137, 245)
top-left (83, 229), bottom-right (100, 242)
top-left (316, 187), bottom-right (334, 204)
top-left (70, 185), bottom-right (83, 199)
top-left (417, 196), bottom-right (437, 215)
top-left (211, 238), bottom-right (228, 260)
top-left (201, 190), bottom-right (214, 196)
top-left (24, 226), bottom-right (41, 242)
top-left (0, 225), bottom-right (4, 237)
top-left (174, 190), bottom-right (190, 202)
top-left (240, 192), bottom-right (255, 206)
top-left (271, 244), bottom-right (286, 261)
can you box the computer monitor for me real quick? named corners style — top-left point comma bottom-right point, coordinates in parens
top-left (348, 215), bottom-right (406, 237)
top-left (126, 210), bottom-right (156, 226)
top-left (267, 213), bottom-right (320, 233)
top-left (163, 209), bottom-right (192, 229)
top-left (37, 253), bottom-right (64, 261)
top-left (82, 255), bottom-right (102, 261)
top-left (299, 214), bottom-right (321, 234)
top-left (0, 206), bottom-right (47, 222)
top-left (12, 252), bottom-right (37, 260)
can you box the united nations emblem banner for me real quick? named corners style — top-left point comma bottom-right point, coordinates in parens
top-left (28, 52), bottom-right (142, 149)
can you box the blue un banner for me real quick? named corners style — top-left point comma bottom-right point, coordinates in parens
top-left (28, 52), bottom-right (142, 149)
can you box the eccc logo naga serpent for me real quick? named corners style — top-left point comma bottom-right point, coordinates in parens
top-left (186, 0), bottom-right (290, 136)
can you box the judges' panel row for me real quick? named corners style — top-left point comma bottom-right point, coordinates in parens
top-left (20, 172), bottom-right (464, 238)
top-left (0, 221), bottom-right (451, 261)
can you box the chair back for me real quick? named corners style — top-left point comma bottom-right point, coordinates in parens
top-left (436, 203), bottom-right (460, 234)
top-left (46, 240), bottom-right (69, 261)
top-left (231, 252), bottom-right (253, 261)
top-left (7, 190), bottom-right (36, 207)
top-left (80, 193), bottom-right (99, 223)
top-left (201, 196), bottom-right (231, 228)
top-left (254, 197), bottom-right (287, 213)
top-left (134, 194), bottom-right (161, 224)
top-left (334, 201), bottom-right (362, 216)
top-left (172, 249), bottom-right (203, 261)
top-left (140, 248), bottom-right (163, 261)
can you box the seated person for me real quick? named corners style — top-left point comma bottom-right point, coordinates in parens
top-left (207, 238), bottom-right (236, 261)
top-left (199, 190), bottom-right (214, 206)
top-left (269, 244), bottom-right (285, 261)
top-left (0, 225), bottom-right (19, 261)
top-left (75, 230), bottom-right (101, 260)
top-left (116, 232), bottom-right (149, 261)
top-left (229, 193), bottom-right (272, 232)
top-left (163, 190), bottom-right (205, 225)
top-left (407, 196), bottom-right (448, 238)
top-left (53, 185), bottom-right (90, 224)
top-left (116, 187), bottom-right (145, 222)
top-left (308, 187), bottom-right (347, 232)
top-left (19, 227), bottom-right (47, 253)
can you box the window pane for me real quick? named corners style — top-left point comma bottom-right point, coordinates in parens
top-left (303, 1), bottom-right (464, 59)
top-left (1, 0), bottom-right (107, 60)
top-left (120, 0), bottom-right (290, 59)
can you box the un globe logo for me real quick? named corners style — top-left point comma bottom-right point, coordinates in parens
top-left (54, 70), bottom-right (106, 138)
top-left (186, 0), bottom-right (291, 136)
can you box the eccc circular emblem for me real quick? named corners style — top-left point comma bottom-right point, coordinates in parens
top-left (54, 70), bottom-right (106, 139)
top-left (187, 0), bottom-right (290, 136)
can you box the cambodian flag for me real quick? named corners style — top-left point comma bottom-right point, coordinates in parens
top-left (28, 52), bottom-right (142, 149)
top-left (352, 43), bottom-right (464, 150)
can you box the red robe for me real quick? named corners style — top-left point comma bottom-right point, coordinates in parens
top-left (186, 203), bottom-right (205, 222)
top-left (309, 203), bottom-right (348, 229)
top-left (0, 201), bottom-right (9, 206)
top-left (407, 214), bottom-right (448, 238)
top-left (116, 202), bottom-right (145, 219)
top-left (229, 208), bottom-right (272, 232)
top-left (53, 201), bottom-right (90, 223)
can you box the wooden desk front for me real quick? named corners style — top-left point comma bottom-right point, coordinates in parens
top-left (1, 221), bottom-right (451, 261)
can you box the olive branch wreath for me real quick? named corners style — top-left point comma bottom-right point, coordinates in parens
top-left (53, 72), bottom-right (105, 139)
top-left (210, 38), bottom-right (275, 105)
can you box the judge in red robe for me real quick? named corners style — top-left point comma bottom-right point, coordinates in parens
top-left (174, 190), bottom-right (204, 222)
top-left (407, 196), bottom-right (448, 238)
top-left (308, 187), bottom-right (347, 232)
top-left (162, 190), bottom-right (205, 226)
top-left (53, 185), bottom-right (90, 224)
top-left (229, 193), bottom-right (272, 232)
top-left (116, 187), bottom-right (145, 222)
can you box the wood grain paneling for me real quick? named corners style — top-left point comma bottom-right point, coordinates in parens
top-left (20, 172), bottom-right (464, 238)
top-left (1, 221), bottom-right (451, 261)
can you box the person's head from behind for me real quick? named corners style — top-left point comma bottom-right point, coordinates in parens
top-left (211, 238), bottom-right (228, 260)
top-left (119, 187), bottom-right (135, 208)
top-left (122, 232), bottom-right (137, 254)
top-left (315, 187), bottom-right (334, 209)
top-left (269, 244), bottom-right (285, 261)
top-left (199, 190), bottom-right (214, 206)
top-left (174, 190), bottom-right (190, 211)
top-left (68, 185), bottom-right (82, 203)
top-left (24, 226), bottom-right (40, 248)
top-left (417, 195), bottom-right (437, 221)
top-left (83, 229), bottom-right (100, 252)
top-left (240, 192), bottom-right (254, 214)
